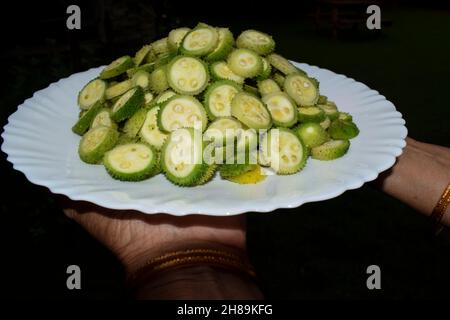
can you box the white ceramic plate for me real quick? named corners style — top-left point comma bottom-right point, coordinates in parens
top-left (1, 62), bottom-right (407, 215)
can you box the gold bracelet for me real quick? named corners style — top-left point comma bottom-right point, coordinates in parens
top-left (431, 183), bottom-right (450, 235)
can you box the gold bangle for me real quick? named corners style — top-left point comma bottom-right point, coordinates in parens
top-left (431, 183), bottom-right (450, 235)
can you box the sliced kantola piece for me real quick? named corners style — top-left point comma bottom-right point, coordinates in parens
top-left (243, 84), bottom-right (259, 96)
top-left (298, 106), bottom-right (326, 123)
top-left (319, 116), bottom-right (331, 130)
top-left (318, 103), bottom-right (339, 120)
top-left (158, 95), bottom-right (208, 132)
top-left (328, 119), bottom-right (359, 140)
top-left (257, 79), bottom-right (281, 96)
top-left (267, 53), bottom-right (298, 75)
top-left (134, 45), bottom-right (152, 66)
top-left (294, 122), bottom-right (329, 148)
top-left (72, 101), bottom-right (104, 135)
top-left (231, 92), bottom-right (272, 130)
top-left (180, 26), bottom-right (219, 56)
top-left (100, 56), bottom-right (134, 79)
top-left (225, 165), bottom-right (266, 184)
top-left (272, 73), bottom-right (285, 87)
top-left (210, 61), bottom-right (245, 84)
top-left (161, 128), bottom-right (211, 186)
top-left (236, 29), bottom-right (275, 55)
top-left (132, 71), bottom-right (151, 90)
top-left (168, 27), bottom-right (191, 51)
top-left (78, 79), bottom-right (107, 110)
top-left (338, 112), bottom-right (353, 122)
top-left (103, 143), bottom-right (159, 181)
top-left (256, 57), bottom-right (272, 81)
top-left (166, 55), bottom-right (209, 95)
top-left (227, 48), bottom-right (263, 78)
top-left (154, 90), bottom-right (176, 105)
top-left (150, 66), bottom-right (169, 93)
top-left (204, 117), bottom-right (243, 147)
top-left (259, 128), bottom-right (308, 174)
top-left (262, 92), bottom-right (298, 128)
top-left (91, 108), bottom-right (117, 130)
top-left (123, 107), bottom-right (148, 138)
top-left (144, 91), bottom-right (154, 106)
top-left (126, 62), bottom-right (156, 78)
top-left (311, 139), bottom-right (350, 160)
top-left (139, 106), bottom-right (168, 150)
top-left (203, 80), bottom-right (242, 120)
top-left (284, 73), bottom-right (319, 106)
top-left (105, 79), bottom-right (133, 100)
top-left (78, 126), bottom-right (119, 164)
top-left (154, 52), bottom-right (178, 69)
top-left (205, 28), bottom-right (234, 62)
top-left (220, 162), bottom-right (257, 179)
top-left (151, 38), bottom-right (170, 56)
top-left (111, 87), bottom-right (144, 122)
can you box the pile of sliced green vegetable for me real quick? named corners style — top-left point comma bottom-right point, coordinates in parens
top-left (73, 23), bottom-right (359, 186)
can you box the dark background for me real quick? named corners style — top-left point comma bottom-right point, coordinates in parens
top-left (0, 0), bottom-right (449, 299)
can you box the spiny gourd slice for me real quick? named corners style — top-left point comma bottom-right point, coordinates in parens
top-left (235, 127), bottom-right (258, 154)
top-left (100, 56), bottom-right (134, 79)
top-left (298, 106), bottom-right (326, 123)
top-left (272, 73), bottom-right (286, 87)
top-left (132, 70), bottom-right (151, 90)
top-left (78, 126), bottom-right (119, 164)
top-left (204, 117), bottom-right (243, 148)
top-left (227, 48), bottom-right (263, 78)
top-left (294, 122), bottom-right (329, 148)
top-left (225, 165), bottom-right (266, 184)
top-left (139, 106), bottom-right (168, 150)
top-left (111, 86), bottom-right (144, 122)
top-left (105, 79), bottom-right (133, 100)
top-left (126, 62), bottom-right (156, 78)
top-left (90, 108), bottom-right (117, 130)
top-left (78, 79), bottom-right (107, 110)
top-left (103, 143), bottom-right (159, 181)
top-left (318, 103), bottom-right (339, 120)
top-left (259, 128), bottom-right (308, 174)
top-left (123, 107), bottom-right (148, 138)
top-left (262, 92), bottom-right (298, 128)
top-left (166, 55), bottom-right (209, 95)
top-left (144, 91), bottom-right (154, 106)
top-left (236, 29), bottom-right (275, 55)
top-left (154, 52), bottom-right (178, 69)
top-left (72, 101), bottom-right (104, 135)
top-left (231, 92), bottom-right (272, 130)
top-left (210, 61), bottom-right (245, 84)
top-left (311, 139), bottom-right (350, 161)
top-left (134, 45), bottom-right (152, 66)
top-left (205, 28), bottom-right (234, 62)
top-left (150, 66), bottom-right (169, 93)
top-left (220, 162), bottom-right (257, 179)
top-left (328, 119), bottom-right (359, 140)
top-left (284, 73), bottom-right (319, 106)
top-left (151, 38), bottom-right (170, 56)
top-left (158, 95), bottom-right (208, 132)
top-left (243, 84), bottom-right (259, 97)
top-left (168, 27), bottom-right (191, 51)
top-left (256, 57), bottom-right (272, 81)
top-left (267, 53), bottom-right (298, 75)
top-left (154, 90), bottom-right (176, 105)
top-left (203, 80), bottom-right (242, 120)
top-left (257, 79), bottom-right (281, 96)
top-left (161, 128), bottom-right (210, 186)
top-left (180, 26), bottom-right (219, 56)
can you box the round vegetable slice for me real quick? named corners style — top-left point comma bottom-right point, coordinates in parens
top-left (105, 79), bottom-right (133, 100)
top-left (236, 29), bottom-right (275, 55)
top-left (220, 163), bottom-right (257, 179)
top-left (257, 79), bottom-right (281, 96)
top-left (150, 66), bottom-right (169, 93)
top-left (90, 108), bottom-right (117, 130)
top-left (139, 106), bottom-right (168, 150)
top-left (144, 91), bottom-right (154, 106)
top-left (180, 26), bottom-right (219, 56)
top-left (328, 119), bottom-right (359, 140)
top-left (224, 165), bottom-right (266, 184)
top-left (231, 92), bottom-right (272, 130)
top-left (168, 27), bottom-right (191, 51)
top-left (123, 107), bottom-right (148, 138)
top-left (227, 48), bottom-right (263, 78)
top-left (100, 56), bottom-right (134, 79)
top-left (104, 143), bottom-right (159, 181)
top-left (272, 73), bottom-right (286, 87)
top-left (158, 95), bottom-right (208, 132)
top-left (318, 103), bottom-right (339, 120)
top-left (151, 38), bottom-right (170, 56)
top-left (154, 90), bottom-right (176, 105)
top-left (256, 57), bottom-right (272, 81)
top-left (259, 128), bottom-right (308, 174)
top-left (134, 45), bottom-right (152, 66)
top-left (161, 128), bottom-right (212, 186)
top-left (166, 55), bottom-right (209, 95)
top-left (72, 101), bottom-right (104, 135)
top-left (210, 61), bottom-right (245, 84)
top-left (126, 62), bottom-right (156, 78)
top-left (311, 139), bottom-right (350, 160)
top-left (298, 106), bottom-right (326, 123)
top-left (284, 73), bottom-right (319, 106)
top-left (78, 126), bottom-right (119, 164)
top-left (78, 79), bottom-right (107, 110)
top-left (203, 80), bottom-right (242, 120)
top-left (204, 117), bottom-right (243, 147)
top-left (262, 92), bottom-right (298, 127)
top-left (205, 28), bottom-right (234, 62)
top-left (132, 70), bottom-right (151, 90)
top-left (111, 87), bottom-right (144, 122)
top-left (294, 122), bottom-right (329, 148)
top-left (266, 53), bottom-right (298, 75)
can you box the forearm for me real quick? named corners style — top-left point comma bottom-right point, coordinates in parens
top-left (375, 137), bottom-right (450, 224)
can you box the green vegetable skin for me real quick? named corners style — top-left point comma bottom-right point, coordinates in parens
top-left (72, 23), bottom-right (358, 185)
